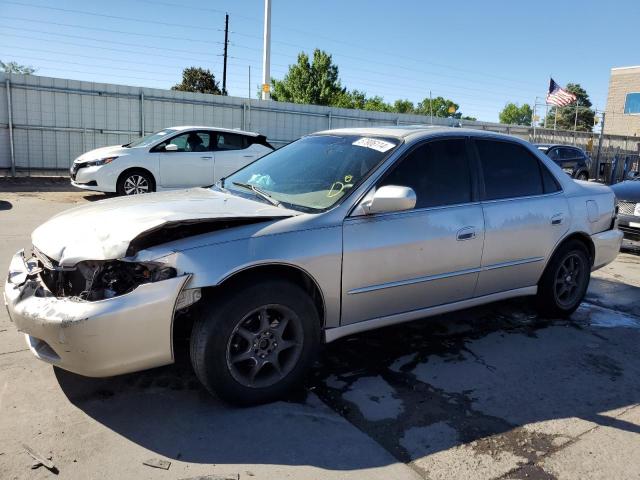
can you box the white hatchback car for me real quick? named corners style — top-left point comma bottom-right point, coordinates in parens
top-left (70, 126), bottom-right (274, 195)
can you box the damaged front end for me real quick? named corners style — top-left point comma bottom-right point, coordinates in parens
top-left (35, 247), bottom-right (178, 301)
top-left (4, 248), bottom-right (193, 377)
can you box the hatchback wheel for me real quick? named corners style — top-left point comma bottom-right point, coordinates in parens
top-left (576, 172), bottom-right (589, 181)
top-left (537, 240), bottom-right (590, 318)
top-left (117, 170), bottom-right (154, 195)
top-left (190, 279), bottom-right (320, 405)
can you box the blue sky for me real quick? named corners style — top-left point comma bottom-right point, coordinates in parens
top-left (1, 0), bottom-right (638, 122)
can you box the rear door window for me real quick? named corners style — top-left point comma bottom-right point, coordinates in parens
top-left (215, 133), bottom-right (246, 151)
top-left (475, 139), bottom-right (545, 200)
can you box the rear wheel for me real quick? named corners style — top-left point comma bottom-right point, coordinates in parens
top-left (117, 169), bottom-right (155, 195)
top-left (190, 279), bottom-right (320, 405)
top-left (576, 171), bottom-right (589, 181)
top-left (537, 240), bottom-right (591, 318)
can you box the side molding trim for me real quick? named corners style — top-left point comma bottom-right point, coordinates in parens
top-left (325, 286), bottom-right (538, 343)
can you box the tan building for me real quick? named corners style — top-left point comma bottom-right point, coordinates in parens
top-left (604, 66), bottom-right (640, 137)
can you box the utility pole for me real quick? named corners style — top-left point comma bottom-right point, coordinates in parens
top-left (248, 65), bottom-right (251, 99)
top-left (532, 99), bottom-right (537, 142)
top-left (595, 112), bottom-right (606, 181)
top-left (429, 90), bottom-right (433, 124)
top-left (222, 13), bottom-right (229, 95)
top-left (261, 0), bottom-right (271, 100)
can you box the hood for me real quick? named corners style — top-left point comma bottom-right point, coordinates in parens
top-left (32, 188), bottom-right (299, 266)
top-left (611, 181), bottom-right (640, 202)
top-left (74, 145), bottom-right (130, 163)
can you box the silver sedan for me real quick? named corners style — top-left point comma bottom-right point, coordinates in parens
top-left (5, 127), bottom-right (623, 405)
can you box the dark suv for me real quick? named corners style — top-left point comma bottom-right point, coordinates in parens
top-left (535, 144), bottom-right (591, 180)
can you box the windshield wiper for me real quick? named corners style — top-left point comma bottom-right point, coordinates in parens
top-left (232, 182), bottom-right (281, 207)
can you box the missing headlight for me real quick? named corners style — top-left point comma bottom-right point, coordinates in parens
top-left (40, 259), bottom-right (177, 300)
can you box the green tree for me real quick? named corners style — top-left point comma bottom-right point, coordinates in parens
top-left (271, 49), bottom-right (345, 106)
top-left (0, 60), bottom-right (36, 74)
top-left (172, 67), bottom-right (223, 95)
top-left (416, 96), bottom-right (462, 118)
top-left (499, 102), bottom-right (533, 125)
top-left (392, 99), bottom-right (415, 114)
top-left (364, 96), bottom-right (392, 112)
top-left (333, 89), bottom-right (367, 109)
top-left (543, 83), bottom-right (595, 132)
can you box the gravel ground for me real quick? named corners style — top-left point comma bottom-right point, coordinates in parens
top-left (1, 179), bottom-right (639, 480)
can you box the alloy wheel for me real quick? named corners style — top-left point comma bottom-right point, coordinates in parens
top-left (553, 252), bottom-right (587, 308)
top-left (123, 174), bottom-right (150, 195)
top-left (226, 304), bottom-right (303, 389)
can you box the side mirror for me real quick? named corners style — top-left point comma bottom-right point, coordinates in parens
top-left (164, 143), bottom-right (179, 152)
top-left (362, 185), bottom-right (416, 215)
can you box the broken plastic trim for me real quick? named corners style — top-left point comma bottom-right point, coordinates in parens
top-left (125, 217), bottom-right (279, 256)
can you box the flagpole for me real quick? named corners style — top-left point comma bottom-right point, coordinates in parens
top-left (554, 107), bottom-right (558, 130)
top-left (573, 99), bottom-right (580, 131)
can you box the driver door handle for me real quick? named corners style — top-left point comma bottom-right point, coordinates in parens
top-left (551, 213), bottom-right (564, 225)
top-left (200, 156), bottom-right (212, 160)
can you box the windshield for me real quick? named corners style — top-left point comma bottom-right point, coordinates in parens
top-left (223, 134), bottom-right (399, 212)
top-left (125, 129), bottom-right (178, 148)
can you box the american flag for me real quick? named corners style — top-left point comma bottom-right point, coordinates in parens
top-left (546, 78), bottom-right (577, 106)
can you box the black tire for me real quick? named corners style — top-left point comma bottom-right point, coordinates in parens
top-left (190, 279), bottom-right (320, 405)
top-left (576, 171), bottom-right (589, 181)
top-left (116, 169), bottom-right (155, 195)
top-left (537, 240), bottom-right (591, 318)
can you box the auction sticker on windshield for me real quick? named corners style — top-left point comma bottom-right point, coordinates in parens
top-left (352, 137), bottom-right (396, 152)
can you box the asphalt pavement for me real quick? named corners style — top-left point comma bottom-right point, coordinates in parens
top-left (1, 179), bottom-right (639, 480)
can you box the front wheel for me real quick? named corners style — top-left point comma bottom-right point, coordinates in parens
top-left (190, 279), bottom-right (320, 405)
top-left (536, 240), bottom-right (591, 318)
top-left (576, 171), bottom-right (589, 181)
top-left (117, 170), bottom-right (155, 195)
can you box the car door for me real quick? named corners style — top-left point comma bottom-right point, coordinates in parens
top-left (558, 147), bottom-right (579, 176)
top-left (213, 132), bottom-right (259, 181)
top-left (473, 138), bottom-right (570, 297)
top-left (155, 130), bottom-right (215, 188)
top-left (341, 138), bottom-right (485, 325)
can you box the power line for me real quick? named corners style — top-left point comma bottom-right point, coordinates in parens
top-left (1, 1), bottom-right (220, 31)
top-left (2, 7), bottom-right (542, 101)
top-left (2, 0), bottom-right (542, 92)
top-left (4, 16), bottom-right (222, 45)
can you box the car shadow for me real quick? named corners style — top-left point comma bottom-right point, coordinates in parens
top-left (55, 279), bottom-right (640, 471)
top-left (0, 200), bottom-right (12, 210)
top-left (83, 193), bottom-right (117, 202)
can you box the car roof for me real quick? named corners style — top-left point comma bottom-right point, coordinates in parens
top-left (169, 126), bottom-right (260, 137)
top-left (313, 125), bottom-right (526, 143)
top-left (535, 143), bottom-right (583, 150)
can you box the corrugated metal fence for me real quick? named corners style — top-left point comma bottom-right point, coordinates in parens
top-left (1, 73), bottom-right (638, 182)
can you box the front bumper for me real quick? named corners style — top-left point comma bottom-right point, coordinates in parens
top-left (70, 180), bottom-right (103, 192)
top-left (4, 250), bottom-right (190, 377)
top-left (591, 228), bottom-right (624, 270)
top-left (618, 214), bottom-right (640, 240)
top-left (70, 164), bottom-right (117, 193)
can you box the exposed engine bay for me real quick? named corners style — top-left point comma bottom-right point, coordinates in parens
top-left (36, 249), bottom-right (176, 301)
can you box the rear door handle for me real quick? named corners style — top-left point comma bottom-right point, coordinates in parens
top-left (200, 156), bottom-right (213, 160)
top-left (551, 213), bottom-right (564, 225)
top-left (456, 226), bottom-right (476, 241)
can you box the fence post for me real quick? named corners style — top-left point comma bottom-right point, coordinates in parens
top-left (5, 79), bottom-right (15, 177)
top-left (140, 92), bottom-right (145, 136)
top-left (328, 111), bottom-right (332, 129)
